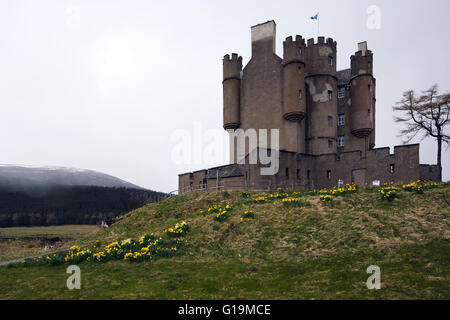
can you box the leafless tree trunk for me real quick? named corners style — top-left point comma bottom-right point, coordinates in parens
top-left (393, 85), bottom-right (449, 181)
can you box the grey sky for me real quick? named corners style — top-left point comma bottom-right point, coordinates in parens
top-left (0, 0), bottom-right (449, 192)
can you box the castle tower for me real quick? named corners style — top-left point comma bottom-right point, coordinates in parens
top-left (223, 53), bottom-right (242, 130)
top-left (304, 37), bottom-right (338, 155)
top-left (282, 35), bottom-right (307, 122)
top-left (350, 41), bottom-right (375, 143)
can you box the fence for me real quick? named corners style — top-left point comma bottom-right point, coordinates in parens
top-left (169, 179), bottom-right (315, 197)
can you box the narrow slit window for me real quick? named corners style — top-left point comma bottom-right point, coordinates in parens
top-left (389, 164), bottom-right (395, 174)
top-left (327, 170), bottom-right (331, 180)
top-left (328, 56), bottom-right (333, 66)
top-left (298, 66), bottom-right (302, 75)
top-left (328, 90), bottom-right (333, 101)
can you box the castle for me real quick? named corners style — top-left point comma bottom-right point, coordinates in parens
top-left (178, 21), bottom-right (440, 194)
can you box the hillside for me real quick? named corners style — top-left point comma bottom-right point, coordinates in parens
top-left (0, 165), bottom-right (143, 190)
top-left (0, 186), bottom-right (167, 227)
top-left (1, 183), bottom-right (449, 299)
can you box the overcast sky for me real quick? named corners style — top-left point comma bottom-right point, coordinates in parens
top-left (0, 0), bottom-right (449, 192)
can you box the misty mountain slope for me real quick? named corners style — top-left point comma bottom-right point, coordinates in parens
top-left (0, 165), bottom-right (142, 191)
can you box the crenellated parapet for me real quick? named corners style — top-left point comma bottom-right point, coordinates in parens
top-left (223, 53), bottom-right (243, 81)
top-left (283, 35), bottom-right (306, 64)
top-left (304, 37), bottom-right (337, 77)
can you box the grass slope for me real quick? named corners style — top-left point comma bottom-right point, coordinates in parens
top-left (1, 184), bottom-right (449, 299)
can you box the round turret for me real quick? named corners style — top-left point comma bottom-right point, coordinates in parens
top-left (223, 53), bottom-right (242, 130)
top-left (282, 35), bottom-right (307, 121)
top-left (304, 37), bottom-right (338, 155)
top-left (350, 43), bottom-right (375, 138)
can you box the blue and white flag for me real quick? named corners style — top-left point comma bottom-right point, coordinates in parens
top-left (310, 13), bottom-right (319, 20)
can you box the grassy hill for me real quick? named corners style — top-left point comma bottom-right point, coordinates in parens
top-left (1, 183), bottom-right (449, 299)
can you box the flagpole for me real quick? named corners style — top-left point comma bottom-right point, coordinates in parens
top-left (318, 15), bottom-right (320, 36)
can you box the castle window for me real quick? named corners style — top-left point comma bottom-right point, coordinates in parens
top-left (298, 47), bottom-right (302, 55)
top-left (327, 170), bottom-right (331, 180)
top-left (298, 90), bottom-right (302, 99)
top-left (296, 169), bottom-right (300, 179)
top-left (298, 66), bottom-right (302, 75)
top-left (338, 136), bottom-right (345, 147)
top-left (286, 168), bottom-right (289, 177)
top-left (338, 87), bottom-right (345, 99)
top-left (389, 164), bottom-right (395, 174)
top-left (328, 140), bottom-right (333, 149)
top-left (368, 61), bottom-right (371, 68)
top-left (328, 116), bottom-right (333, 126)
top-left (307, 170), bottom-right (311, 180)
top-left (338, 114), bottom-right (345, 126)
top-left (368, 84), bottom-right (371, 91)
top-left (328, 91), bottom-right (333, 101)
top-left (328, 56), bottom-right (333, 66)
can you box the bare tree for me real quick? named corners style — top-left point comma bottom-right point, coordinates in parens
top-left (393, 84), bottom-right (449, 181)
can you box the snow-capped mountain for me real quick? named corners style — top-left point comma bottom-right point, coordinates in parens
top-left (0, 164), bottom-right (143, 190)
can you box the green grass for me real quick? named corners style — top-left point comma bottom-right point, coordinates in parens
top-left (0, 225), bottom-right (98, 262)
top-left (0, 184), bottom-right (449, 299)
top-left (0, 225), bottom-right (98, 239)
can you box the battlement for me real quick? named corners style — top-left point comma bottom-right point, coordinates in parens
top-left (306, 37), bottom-right (337, 48)
top-left (284, 35), bottom-right (306, 46)
top-left (351, 50), bottom-right (373, 59)
top-left (223, 53), bottom-right (243, 64)
top-left (223, 53), bottom-right (243, 80)
top-left (283, 35), bottom-right (306, 63)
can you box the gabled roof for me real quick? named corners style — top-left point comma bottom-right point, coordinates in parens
top-left (206, 164), bottom-right (243, 179)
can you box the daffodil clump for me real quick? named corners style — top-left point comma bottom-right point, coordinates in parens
top-left (319, 183), bottom-right (357, 196)
top-left (320, 195), bottom-right (333, 203)
top-left (207, 201), bottom-right (232, 214)
top-left (402, 181), bottom-right (440, 194)
top-left (241, 210), bottom-right (255, 219)
top-left (402, 181), bottom-right (424, 194)
top-left (254, 196), bottom-right (267, 204)
top-left (380, 185), bottom-right (398, 201)
top-left (214, 209), bottom-right (230, 222)
top-left (163, 221), bottom-right (190, 238)
top-left (16, 223), bottom-right (191, 267)
top-left (281, 197), bottom-right (311, 207)
top-left (269, 192), bottom-right (289, 200)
